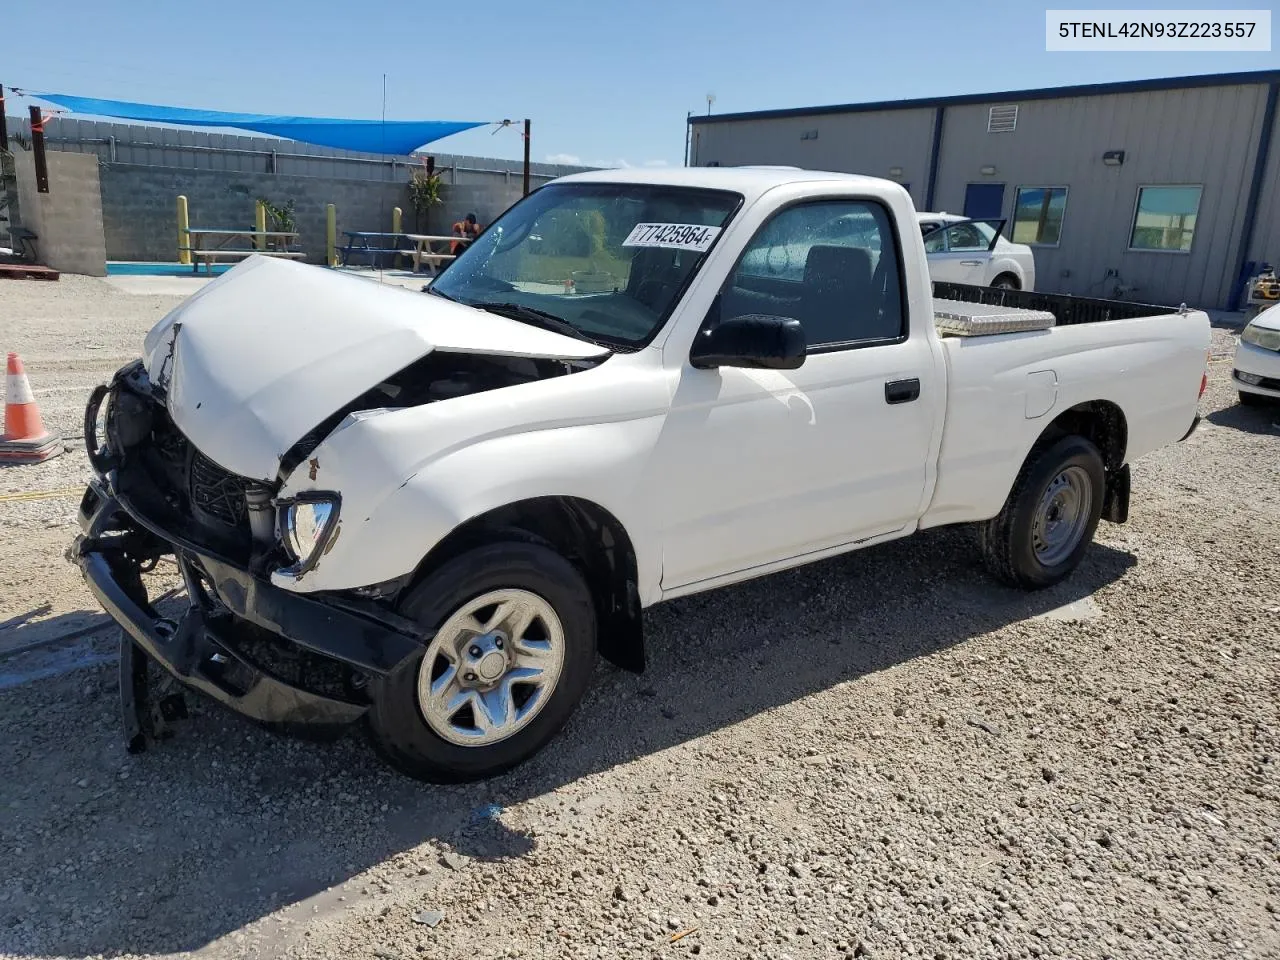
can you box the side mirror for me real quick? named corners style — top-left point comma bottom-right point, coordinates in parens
top-left (689, 314), bottom-right (807, 370)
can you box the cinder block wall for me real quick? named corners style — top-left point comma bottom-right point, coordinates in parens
top-left (429, 183), bottom-right (529, 234)
top-left (99, 165), bottom-right (408, 263)
top-left (98, 165), bottom-right (533, 262)
top-left (3, 115), bottom-right (595, 265)
top-left (12, 150), bottom-right (108, 275)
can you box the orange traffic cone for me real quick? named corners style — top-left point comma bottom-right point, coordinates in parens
top-left (0, 352), bottom-right (63, 463)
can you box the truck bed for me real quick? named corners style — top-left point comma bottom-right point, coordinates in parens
top-left (932, 280), bottom-right (1180, 327)
top-left (920, 285), bottom-right (1210, 531)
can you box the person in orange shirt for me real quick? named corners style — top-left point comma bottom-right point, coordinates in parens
top-left (450, 212), bottom-right (482, 255)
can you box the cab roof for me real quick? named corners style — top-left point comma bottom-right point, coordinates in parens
top-left (552, 165), bottom-right (905, 202)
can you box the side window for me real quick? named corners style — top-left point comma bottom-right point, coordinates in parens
top-left (923, 228), bottom-right (947, 254)
top-left (943, 222), bottom-right (988, 251)
top-left (718, 200), bottom-right (905, 348)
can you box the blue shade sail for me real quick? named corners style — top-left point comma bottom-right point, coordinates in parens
top-left (33, 93), bottom-right (485, 155)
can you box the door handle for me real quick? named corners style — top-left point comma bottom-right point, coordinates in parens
top-left (885, 378), bottom-right (921, 404)
top-left (959, 259), bottom-right (984, 265)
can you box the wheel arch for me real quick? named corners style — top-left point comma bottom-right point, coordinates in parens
top-left (406, 496), bottom-right (645, 673)
top-left (1029, 399), bottom-right (1129, 523)
top-left (1037, 399), bottom-right (1128, 472)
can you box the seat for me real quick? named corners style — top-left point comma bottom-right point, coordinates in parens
top-left (798, 245), bottom-right (875, 346)
top-left (626, 247), bottom-right (691, 312)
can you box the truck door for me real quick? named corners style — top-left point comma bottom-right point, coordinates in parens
top-left (653, 198), bottom-right (937, 590)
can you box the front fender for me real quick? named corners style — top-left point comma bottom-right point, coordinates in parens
top-left (270, 413), bottom-right (666, 596)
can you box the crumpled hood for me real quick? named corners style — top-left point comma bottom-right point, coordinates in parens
top-left (142, 255), bottom-right (609, 481)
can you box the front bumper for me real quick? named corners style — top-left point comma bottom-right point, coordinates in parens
top-left (71, 476), bottom-right (424, 733)
top-left (1233, 339), bottom-right (1280, 398)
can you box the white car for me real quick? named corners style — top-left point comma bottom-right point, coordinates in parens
top-left (918, 212), bottom-right (1036, 291)
top-left (1233, 303), bottom-right (1280, 406)
top-left (73, 167), bottom-right (1208, 782)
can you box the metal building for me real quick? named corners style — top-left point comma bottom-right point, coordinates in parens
top-left (687, 69), bottom-right (1279, 310)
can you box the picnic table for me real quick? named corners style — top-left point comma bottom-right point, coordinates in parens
top-left (339, 231), bottom-right (409, 268)
top-left (182, 228), bottom-right (303, 273)
top-left (402, 234), bottom-right (462, 274)
top-left (338, 232), bottom-right (466, 272)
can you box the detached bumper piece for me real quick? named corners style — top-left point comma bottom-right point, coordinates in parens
top-left (72, 479), bottom-right (424, 752)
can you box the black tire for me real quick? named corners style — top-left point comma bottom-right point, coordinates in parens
top-left (979, 435), bottom-right (1106, 590)
top-left (368, 541), bottom-right (597, 783)
top-left (1239, 390), bottom-right (1273, 407)
top-left (991, 273), bottom-right (1020, 291)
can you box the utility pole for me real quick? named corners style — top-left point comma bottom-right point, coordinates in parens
top-left (523, 118), bottom-right (531, 197)
top-left (29, 107), bottom-right (49, 193)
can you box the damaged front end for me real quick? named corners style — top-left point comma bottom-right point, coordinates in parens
top-left (66, 359), bottom-right (468, 749)
top-left (72, 337), bottom-right (606, 752)
top-left (70, 256), bottom-right (615, 753)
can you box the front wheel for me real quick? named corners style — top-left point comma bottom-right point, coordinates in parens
top-left (368, 541), bottom-right (598, 783)
top-left (979, 435), bottom-right (1106, 590)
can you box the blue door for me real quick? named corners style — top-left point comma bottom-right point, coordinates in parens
top-left (963, 182), bottom-right (1005, 220)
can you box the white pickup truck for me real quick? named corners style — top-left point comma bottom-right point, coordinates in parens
top-left (72, 167), bottom-right (1210, 782)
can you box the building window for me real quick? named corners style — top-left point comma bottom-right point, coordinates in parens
top-left (1012, 186), bottom-right (1068, 245)
top-left (1129, 185), bottom-right (1202, 252)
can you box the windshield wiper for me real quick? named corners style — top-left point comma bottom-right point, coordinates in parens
top-left (425, 285), bottom-right (459, 303)
top-left (474, 301), bottom-right (593, 342)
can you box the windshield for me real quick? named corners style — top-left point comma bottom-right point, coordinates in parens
top-left (430, 183), bottom-right (743, 348)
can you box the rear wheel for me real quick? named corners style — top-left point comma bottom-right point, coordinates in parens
top-left (979, 435), bottom-right (1106, 590)
top-left (369, 541), bottom-right (597, 783)
top-left (991, 273), bottom-right (1020, 291)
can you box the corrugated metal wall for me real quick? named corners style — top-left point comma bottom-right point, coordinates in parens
top-left (1246, 92), bottom-right (1280, 268)
top-left (933, 83), bottom-right (1270, 308)
top-left (688, 79), bottom-right (1279, 309)
top-left (691, 109), bottom-right (935, 209)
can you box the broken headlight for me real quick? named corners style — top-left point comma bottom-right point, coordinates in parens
top-left (1241, 322), bottom-right (1280, 352)
top-left (279, 493), bottom-right (341, 573)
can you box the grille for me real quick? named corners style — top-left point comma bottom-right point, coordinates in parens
top-left (189, 450), bottom-right (249, 528)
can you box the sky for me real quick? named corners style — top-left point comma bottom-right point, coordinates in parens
top-left (4, 0), bottom-right (1277, 168)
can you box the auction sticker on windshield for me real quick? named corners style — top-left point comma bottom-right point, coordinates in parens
top-left (622, 223), bottom-right (721, 251)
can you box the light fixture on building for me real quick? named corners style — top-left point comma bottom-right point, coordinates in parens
top-left (1102, 150), bottom-right (1126, 166)
top-left (980, 165), bottom-right (997, 176)
top-left (888, 166), bottom-right (904, 177)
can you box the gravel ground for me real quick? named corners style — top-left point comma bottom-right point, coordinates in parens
top-left (1, 276), bottom-right (1278, 960)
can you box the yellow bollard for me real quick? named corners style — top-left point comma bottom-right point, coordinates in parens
top-left (326, 204), bottom-right (337, 267)
top-left (392, 206), bottom-right (402, 268)
top-left (176, 196), bottom-right (191, 265)
top-left (254, 200), bottom-right (267, 251)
